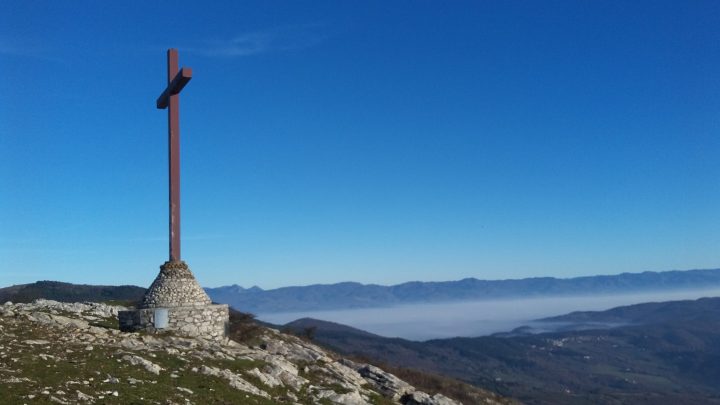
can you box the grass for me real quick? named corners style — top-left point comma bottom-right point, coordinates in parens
top-left (0, 322), bottom-right (280, 404)
top-left (367, 392), bottom-right (398, 405)
top-left (100, 299), bottom-right (139, 307)
top-left (0, 309), bottom-right (385, 405)
top-left (89, 316), bottom-right (120, 330)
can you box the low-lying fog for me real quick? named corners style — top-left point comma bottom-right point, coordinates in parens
top-left (258, 288), bottom-right (720, 341)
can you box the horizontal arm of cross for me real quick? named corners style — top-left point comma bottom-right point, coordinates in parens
top-left (156, 67), bottom-right (193, 109)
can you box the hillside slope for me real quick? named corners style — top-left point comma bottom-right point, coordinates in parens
top-left (538, 296), bottom-right (720, 324)
top-left (0, 299), bottom-right (511, 405)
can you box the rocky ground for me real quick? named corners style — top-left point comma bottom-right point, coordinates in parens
top-left (0, 300), bottom-right (508, 404)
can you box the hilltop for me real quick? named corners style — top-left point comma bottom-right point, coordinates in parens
top-left (0, 299), bottom-right (510, 405)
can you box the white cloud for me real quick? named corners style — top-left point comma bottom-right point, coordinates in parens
top-left (0, 36), bottom-right (64, 63)
top-left (185, 25), bottom-right (326, 58)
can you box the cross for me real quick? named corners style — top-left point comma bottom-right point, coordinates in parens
top-left (156, 48), bottom-right (192, 262)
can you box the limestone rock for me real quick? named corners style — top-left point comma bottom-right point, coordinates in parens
top-left (324, 361), bottom-right (368, 388)
top-left (23, 339), bottom-right (51, 345)
top-left (261, 360), bottom-right (308, 391)
top-left (76, 390), bottom-right (94, 402)
top-left (51, 315), bottom-right (89, 329)
top-left (326, 390), bottom-right (369, 405)
top-left (402, 391), bottom-right (463, 405)
top-left (247, 367), bottom-right (284, 388)
top-left (197, 365), bottom-right (270, 398)
top-left (357, 364), bottom-right (415, 400)
top-left (122, 354), bottom-right (162, 375)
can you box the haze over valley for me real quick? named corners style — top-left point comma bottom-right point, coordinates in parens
top-left (258, 287), bottom-right (720, 340)
top-left (204, 268), bottom-right (720, 340)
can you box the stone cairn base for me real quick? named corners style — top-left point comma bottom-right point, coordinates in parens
top-left (119, 261), bottom-right (229, 340)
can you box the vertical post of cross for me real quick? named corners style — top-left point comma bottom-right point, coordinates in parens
top-left (167, 49), bottom-right (181, 262)
top-left (156, 48), bottom-right (192, 262)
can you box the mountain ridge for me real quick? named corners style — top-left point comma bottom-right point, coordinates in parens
top-left (206, 268), bottom-right (720, 314)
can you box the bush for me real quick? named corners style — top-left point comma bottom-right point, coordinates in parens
top-left (227, 308), bottom-right (264, 345)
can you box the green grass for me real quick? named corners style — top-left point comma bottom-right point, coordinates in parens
top-left (0, 335), bottom-right (279, 404)
top-left (367, 392), bottom-right (398, 405)
top-left (89, 316), bottom-right (120, 330)
top-left (100, 299), bottom-right (139, 307)
top-left (0, 313), bottom-right (382, 405)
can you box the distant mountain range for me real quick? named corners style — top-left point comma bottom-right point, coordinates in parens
top-left (205, 268), bottom-right (720, 314)
top-left (281, 296), bottom-right (720, 404)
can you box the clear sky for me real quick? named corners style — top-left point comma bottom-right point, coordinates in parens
top-left (1, 1), bottom-right (719, 289)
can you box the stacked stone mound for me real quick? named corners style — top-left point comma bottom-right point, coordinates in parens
top-left (141, 261), bottom-right (212, 308)
top-left (119, 261), bottom-right (228, 340)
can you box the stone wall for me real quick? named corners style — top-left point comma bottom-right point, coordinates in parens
top-left (119, 304), bottom-right (228, 341)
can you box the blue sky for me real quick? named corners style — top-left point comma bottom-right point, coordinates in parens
top-left (1, 1), bottom-right (719, 289)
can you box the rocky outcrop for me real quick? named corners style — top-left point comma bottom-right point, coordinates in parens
top-left (403, 391), bottom-right (462, 405)
top-left (352, 362), bottom-right (415, 400)
top-left (122, 354), bottom-right (162, 375)
top-left (0, 299), bottom-right (502, 404)
top-left (197, 365), bottom-right (271, 398)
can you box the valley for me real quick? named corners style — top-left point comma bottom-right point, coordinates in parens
top-left (281, 297), bottom-right (720, 404)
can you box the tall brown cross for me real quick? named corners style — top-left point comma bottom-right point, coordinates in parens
top-left (156, 48), bottom-right (192, 262)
